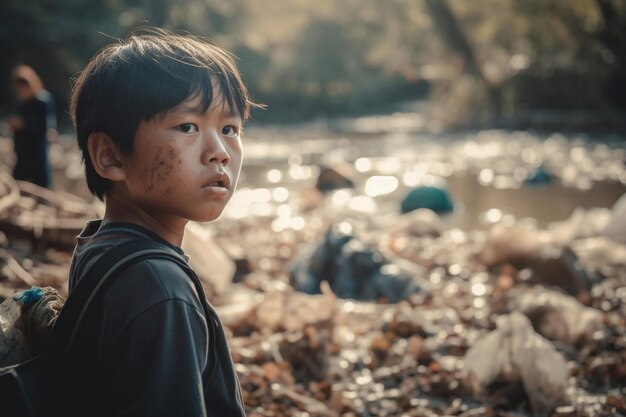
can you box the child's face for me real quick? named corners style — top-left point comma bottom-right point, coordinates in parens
top-left (118, 92), bottom-right (243, 225)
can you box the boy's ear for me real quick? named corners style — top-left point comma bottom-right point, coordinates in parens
top-left (87, 132), bottom-right (126, 181)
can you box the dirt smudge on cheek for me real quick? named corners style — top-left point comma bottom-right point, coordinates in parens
top-left (147, 146), bottom-right (180, 192)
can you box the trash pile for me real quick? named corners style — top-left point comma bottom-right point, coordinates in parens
top-left (207, 208), bottom-right (626, 416)
top-left (0, 167), bottom-right (100, 250)
top-left (0, 162), bottom-right (95, 298)
top-left (289, 222), bottom-right (423, 302)
top-left (207, 198), bottom-right (626, 417)
top-left (1, 133), bottom-right (625, 416)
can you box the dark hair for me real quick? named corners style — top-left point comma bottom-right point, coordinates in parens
top-left (70, 29), bottom-right (259, 200)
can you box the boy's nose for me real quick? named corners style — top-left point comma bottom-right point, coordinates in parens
top-left (202, 132), bottom-right (230, 166)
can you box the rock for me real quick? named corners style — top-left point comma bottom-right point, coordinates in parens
top-left (370, 333), bottom-right (392, 356)
top-left (315, 165), bottom-right (355, 193)
top-left (400, 185), bottom-right (455, 214)
top-left (523, 165), bottom-right (552, 186)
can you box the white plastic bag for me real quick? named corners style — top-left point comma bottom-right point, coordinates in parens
top-left (549, 207), bottom-right (612, 245)
top-left (182, 222), bottom-right (235, 295)
top-left (512, 287), bottom-right (604, 345)
top-left (0, 293), bottom-right (28, 367)
top-left (601, 193), bottom-right (626, 243)
top-left (463, 312), bottom-right (569, 417)
top-left (0, 286), bottom-right (61, 367)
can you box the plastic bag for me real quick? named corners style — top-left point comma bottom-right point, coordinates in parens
top-left (0, 287), bottom-right (42, 367)
top-left (182, 221), bottom-right (235, 295)
top-left (548, 207), bottom-right (612, 245)
top-left (601, 193), bottom-right (626, 243)
top-left (463, 312), bottom-right (569, 417)
top-left (0, 286), bottom-right (63, 367)
top-left (512, 286), bottom-right (604, 345)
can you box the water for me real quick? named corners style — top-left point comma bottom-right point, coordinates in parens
top-left (230, 126), bottom-right (626, 230)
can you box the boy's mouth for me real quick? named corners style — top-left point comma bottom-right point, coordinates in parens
top-left (207, 181), bottom-right (227, 189)
top-left (204, 173), bottom-right (230, 190)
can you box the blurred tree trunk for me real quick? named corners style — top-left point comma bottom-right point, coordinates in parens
top-left (593, 0), bottom-right (626, 109)
top-left (424, 0), bottom-right (502, 118)
top-left (595, 0), bottom-right (626, 67)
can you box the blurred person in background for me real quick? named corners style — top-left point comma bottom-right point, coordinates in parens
top-left (7, 64), bottom-right (57, 188)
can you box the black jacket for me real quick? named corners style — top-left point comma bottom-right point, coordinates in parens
top-left (55, 220), bottom-right (246, 417)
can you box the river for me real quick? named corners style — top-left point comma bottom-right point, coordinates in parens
top-left (230, 120), bottom-right (626, 231)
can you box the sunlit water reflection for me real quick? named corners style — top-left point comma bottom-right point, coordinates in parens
top-left (233, 128), bottom-right (625, 230)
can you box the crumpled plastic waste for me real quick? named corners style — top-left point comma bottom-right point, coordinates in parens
top-left (289, 223), bottom-right (421, 302)
top-left (13, 286), bottom-right (43, 304)
top-left (476, 224), bottom-right (544, 269)
top-left (511, 286), bottom-right (604, 346)
top-left (601, 193), bottom-right (626, 244)
top-left (570, 236), bottom-right (626, 267)
top-left (548, 207), bottom-right (612, 246)
top-left (463, 312), bottom-right (569, 417)
top-left (243, 286), bottom-right (336, 334)
top-left (182, 221), bottom-right (235, 296)
top-left (390, 208), bottom-right (443, 238)
top-left (0, 286), bottom-right (63, 367)
top-left (477, 224), bottom-right (599, 295)
top-left (0, 290), bottom-right (28, 367)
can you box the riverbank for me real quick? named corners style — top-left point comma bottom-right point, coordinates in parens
top-left (1, 127), bottom-right (625, 416)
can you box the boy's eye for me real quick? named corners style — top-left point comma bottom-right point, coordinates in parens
top-left (222, 125), bottom-right (239, 137)
top-left (177, 123), bottom-right (198, 134)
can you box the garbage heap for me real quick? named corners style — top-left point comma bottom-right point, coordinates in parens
top-left (207, 203), bottom-right (626, 417)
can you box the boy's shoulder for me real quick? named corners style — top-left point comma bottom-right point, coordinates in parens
top-left (70, 220), bottom-right (203, 312)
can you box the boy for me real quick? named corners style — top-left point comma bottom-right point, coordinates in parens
top-left (57, 30), bottom-right (257, 416)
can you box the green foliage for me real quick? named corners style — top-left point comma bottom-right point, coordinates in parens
top-left (0, 0), bottom-right (624, 126)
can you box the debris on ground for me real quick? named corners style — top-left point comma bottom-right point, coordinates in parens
top-left (463, 312), bottom-right (569, 417)
top-left (511, 286), bottom-right (604, 346)
top-left (289, 222), bottom-right (422, 302)
top-left (1, 134), bottom-right (625, 417)
top-left (315, 165), bottom-right (355, 193)
top-left (182, 221), bottom-right (235, 296)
